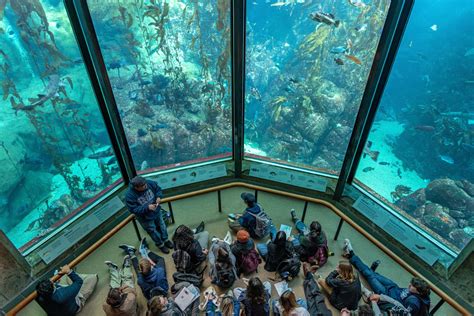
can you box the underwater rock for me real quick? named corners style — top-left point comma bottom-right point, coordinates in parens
top-left (412, 205), bottom-right (426, 218)
top-left (464, 226), bottom-right (474, 237)
top-left (314, 79), bottom-right (347, 116)
top-left (460, 180), bottom-right (474, 197)
top-left (425, 178), bottom-right (473, 211)
top-left (421, 206), bottom-right (458, 239)
top-left (449, 210), bottom-right (466, 219)
top-left (395, 188), bottom-right (426, 213)
top-left (294, 112), bottom-right (329, 143)
top-left (449, 229), bottom-right (471, 249)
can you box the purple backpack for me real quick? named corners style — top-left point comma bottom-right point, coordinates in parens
top-left (238, 249), bottom-right (261, 275)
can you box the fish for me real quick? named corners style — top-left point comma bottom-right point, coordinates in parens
top-left (250, 87), bottom-right (262, 101)
top-left (271, 1), bottom-right (290, 7)
top-left (347, 0), bottom-right (366, 8)
top-left (330, 46), bottom-right (347, 54)
top-left (344, 54), bottom-right (362, 65)
top-left (28, 75), bottom-right (63, 107)
top-left (289, 77), bottom-right (300, 84)
top-left (461, 143), bottom-right (474, 153)
top-left (438, 154), bottom-right (454, 164)
top-left (141, 160), bottom-right (149, 170)
top-left (11, 98), bottom-right (40, 115)
top-left (64, 102), bottom-right (81, 110)
top-left (397, 168), bottom-right (402, 178)
top-left (430, 24), bottom-right (438, 31)
top-left (309, 12), bottom-right (340, 27)
top-left (415, 125), bottom-right (435, 132)
top-left (354, 24), bottom-right (367, 32)
top-left (128, 90), bottom-right (139, 100)
top-left (88, 146), bottom-right (114, 159)
top-left (362, 167), bottom-right (374, 172)
top-left (363, 141), bottom-right (380, 162)
top-left (102, 156), bottom-right (117, 166)
top-left (334, 57), bottom-right (344, 65)
top-left (379, 162), bottom-right (390, 166)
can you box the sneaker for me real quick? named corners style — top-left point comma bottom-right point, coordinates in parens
top-left (211, 236), bottom-right (219, 243)
top-left (119, 244), bottom-right (136, 256)
top-left (104, 261), bottom-right (118, 270)
top-left (290, 208), bottom-right (297, 221)
top-left (123, 255), bottom-right (131, 268)
top-left (164, 240), bottom-right (174, 249)
top-left (342, 239), bottom-right (353, 257)
top-left (195, 221), bottom-right (205, 234)
top-left (370, 260), bottom-right (381, 272)
top-left (140, 237), bottom-right (149, 251)
top-left (159, 245), bottom-right (170, 254)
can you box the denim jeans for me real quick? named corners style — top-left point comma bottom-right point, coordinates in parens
top-left (137, 211), bottom-right (168, 247)
top-left (350, 255), bottom-right (402, 300)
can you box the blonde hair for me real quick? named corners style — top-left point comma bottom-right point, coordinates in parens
top-left (338, 261), bottom-right (355, 282)
top-left (140, 258), bottom-right (152, 275)
top-left (220, 296), bottom-right (235, 316)
top-left (280, 290), bottom-right (298, 316)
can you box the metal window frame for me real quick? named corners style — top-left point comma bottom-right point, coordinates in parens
top-left (334, 0), bottom-right (415, 199)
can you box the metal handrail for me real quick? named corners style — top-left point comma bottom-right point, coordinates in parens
top-left (7, 182), bottom-right (470, 315)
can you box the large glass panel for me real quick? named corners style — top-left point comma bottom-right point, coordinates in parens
top-left (88, 0), bottom-right (232, 173)
top-left (244, 0), bottom-right (390, 174)
top-left (0, 0), bottom-right (121, 250)
top-left (355, 0), bottom-right (473, 251)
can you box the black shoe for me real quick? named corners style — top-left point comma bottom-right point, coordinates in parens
top-left (290, 208), bottom-right (297, 221)
top-left (159, 246), bottom-right (170, 254)
top-left (164, 240), bottom-right (174, 249)
top-left (119, 244), bottom-right (136, 256)
top-left (195, 221), bottom-right (205, 234)
top-left (370, 260), bottom-right (381, 272)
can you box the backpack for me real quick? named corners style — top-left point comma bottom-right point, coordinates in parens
top-left (238, 249), bottom-right (261, 275)
top-left (173, 249), bottom-right (193, 273)
top-left (214, 263), bottom-right (236, 288)
top-left (308, 243), bottom-right (329, 267)
top-left (248, 208), bottom-right (272, 239)
top-left (276, 256), bottom-right (301, 280)
top-left (172, 271), bottom-right (203, 288)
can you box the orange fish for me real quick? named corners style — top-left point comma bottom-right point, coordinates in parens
top-left (344, 54), bottom-right (362, 65)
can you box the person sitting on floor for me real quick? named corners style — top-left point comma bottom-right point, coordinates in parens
top-left (147, 281), bottom-right (200, 316)
top-left (208, 238), bottom-right (238, 288)
top-left (290, 209), bottom-right (330, 266)
top-left (172, 223), bottom-right (209, 274)
top-left (272, 289), bottom-right (310, 316)
top-left (343, 239), bottom-right (431, 316)
top-left (228, 192), bottom-right (275, 239)
top-left (233, 277), bottom-right (272, 316)
top-left (301, 263), bottom-right (332, 316)
top-left (317, 260), bottom-right (362, 311)
top-left (230, 230), bottom-right (261, 275)
top-left (119, 239), bottom-right (169, 301)
top-left (103, 255), bottom-right (138, 316)
top-left (262, 230), bottom-right (295, 272)
top-left (36, 264), bottom-right (98, 316)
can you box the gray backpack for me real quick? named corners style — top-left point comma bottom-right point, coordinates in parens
top-left (248, 208), bottom-right (272, 239)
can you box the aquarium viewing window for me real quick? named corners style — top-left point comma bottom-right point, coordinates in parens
top-left (354, 0), bottom-right (473, 253)
top-left (88, 0), bottom-right (233, 175)
top-left (244, 0), bottom-right (391, 175)
top-left (0, 0), bottom-right (122, 252)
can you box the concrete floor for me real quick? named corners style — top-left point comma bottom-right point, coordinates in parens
top-left (18, 186), bottom-right (460, 315)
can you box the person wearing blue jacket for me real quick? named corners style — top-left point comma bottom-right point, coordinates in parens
top-left (228, 193), bottom-right (263, 238)
top-left (36, 264), bottom-right (98, 316)
top-left (343, 239), bottom-right (431, 316)
top-left (125, 176), bottom-right (173, 253)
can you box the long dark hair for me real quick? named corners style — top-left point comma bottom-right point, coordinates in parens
top-left (172, 225), bottom-right (194, 250)
top-left (216, 247), bottom-right (232, 270)
top-left (273, 231), bottom-right (287, 247)
top-left (247, 277), bottom-right (266, 304)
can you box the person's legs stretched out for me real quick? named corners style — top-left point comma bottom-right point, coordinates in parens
top-left (302, 263), bottom-right (331, 316)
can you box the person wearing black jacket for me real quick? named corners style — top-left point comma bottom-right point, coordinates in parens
top-left (125, 176), bottom-right (173, 254)
top-left (36, 265), bottom-right (98, 316)
top-left (264, 231), bottom-right (295, 272)
top-left (318, 260), bottom-right (361, 310)
top-left (172, 224), bottom-right (209, 272)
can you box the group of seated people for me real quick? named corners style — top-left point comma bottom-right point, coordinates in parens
top-left (34, 178), bottom-right (431, 316)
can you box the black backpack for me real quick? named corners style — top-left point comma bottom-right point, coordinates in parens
top-left (172, 249), bottom-right (193, 273)
top-left (214, 263), bottom-right (236, 288)
top-left (276, 256), bottom-right (301, 280)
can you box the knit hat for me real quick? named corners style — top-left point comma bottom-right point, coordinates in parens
top-left (237, 230), bottom-right (250, 243)
top-left (240, 192), bottom-right (256, 203)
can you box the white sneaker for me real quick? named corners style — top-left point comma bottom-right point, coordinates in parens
top-left (342, 238), bottom-right (353, 256)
